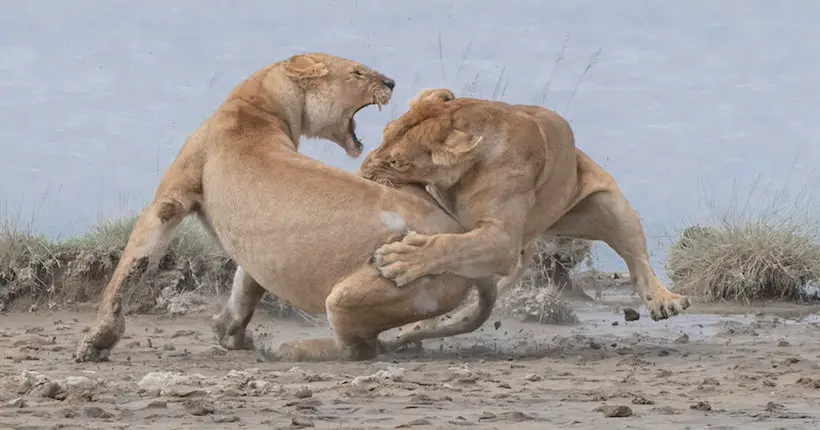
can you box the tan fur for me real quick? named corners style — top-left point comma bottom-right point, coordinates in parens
top-left (73, 56), bottom-right (499, 363)
top-left (360, 88), bottom-right (690, 326)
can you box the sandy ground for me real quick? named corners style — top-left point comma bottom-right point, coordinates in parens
top-left (1, 289), bottom-right (819, 429)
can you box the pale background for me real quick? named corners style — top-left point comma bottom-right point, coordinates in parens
top-left (2, 1), bottom-right (818, 278)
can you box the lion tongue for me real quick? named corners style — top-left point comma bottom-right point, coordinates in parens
top-left (349, 118), bottom-right (362, 147)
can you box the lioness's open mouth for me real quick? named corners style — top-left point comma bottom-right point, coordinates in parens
top-left (347, 102), bottom-right (382, 157)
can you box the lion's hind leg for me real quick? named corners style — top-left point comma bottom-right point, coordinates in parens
top-left (258, 267), bottom-right (475, 362)
top-left (547, 186), bottom-right (690, 321)
top-left (211, 265), bottom-right (266, 350)
top-left (74, 190), bottom-right (198, 363)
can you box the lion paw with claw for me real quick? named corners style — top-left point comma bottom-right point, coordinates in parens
top-left (645, 291), bottom-right (691, 321)
top-left (372, 231), bottom-right (434, 286)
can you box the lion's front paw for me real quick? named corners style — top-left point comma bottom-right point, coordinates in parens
top-left (645, 290), bottom-right (691, 321)
top-left (73, 315), bottom-right (125, 363)
top-left (372, 232), bottom-right (434, 286)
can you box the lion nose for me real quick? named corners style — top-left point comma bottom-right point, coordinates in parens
top-left (381, 76), bottom-right (396, 90)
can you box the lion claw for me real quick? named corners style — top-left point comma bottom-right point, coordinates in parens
top-left (372, 234), bottom-right (433, 286)
top-left (375, 261), bottom-right (422, 287)
top-left (646, 293), bottom-right (690, 321)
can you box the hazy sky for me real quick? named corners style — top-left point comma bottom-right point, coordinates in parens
top-left (2, 1), bottom-right (819, 276)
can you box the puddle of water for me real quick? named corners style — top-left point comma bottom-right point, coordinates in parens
top-left (569, 287), bottom-right (820, 342)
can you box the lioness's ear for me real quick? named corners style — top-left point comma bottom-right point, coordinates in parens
top-left (408, 88), bottom-right (455, 108)
top-left (431, 130), bottom-right (483, 167)
top-left (283, 55), bottom-right (329, 80)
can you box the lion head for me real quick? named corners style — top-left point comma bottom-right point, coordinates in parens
top-left (359, 88), bottom-right (484, 188)
top-left (279, 53), bottom-right (395, 158)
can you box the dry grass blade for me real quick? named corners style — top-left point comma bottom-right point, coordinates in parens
top-left (496, 236), bottom-right (592, 325)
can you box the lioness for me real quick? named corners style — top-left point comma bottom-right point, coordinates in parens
top-left (359, 89), bottom-right (690, 325)
top-left (73, 55), bottom-right (499, 363)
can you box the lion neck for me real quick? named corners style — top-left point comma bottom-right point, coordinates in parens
top-left (222, 65), bottom-right (308, 152)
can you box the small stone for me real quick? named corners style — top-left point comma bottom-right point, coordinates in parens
top-left (674, 333), bottom-right (689, 344)
top-left (396, 418), bottom-right (432, 427)
top-left (524, 373), bottom-right (543, 382)
top-left (498, 382), bottom-right (511, 389)
top-left (7, 397), bottom-right (25, 408)
top-left (632, 396), bottom-right (654, 405)
top-left (183, 399), bottom-right (214, 416)
top-left (84, 405), bottom-right (113, 418)
top-left (494, 321), bottom-right (502, 330)
top-left (777, 339), bottom-right (790, 347)
top-left (146, 400), bottom-right (167, 409)
top-left (294, 386), bottom-right (313, 399)
top-left (64, 375), bottom-right (96, 392)
top-left (291, 416), bottom-right (314, 427)
top-left (171, 329), bottom-right (196, 338)
top-left (33, 381), bottom-right (65, 399)
top-left (690, 401), bottom-right (712, 411)
top-left (589, 340), bottom-right (603, 350)
top-left (409, 393), bottom-right (434, 404)
top-left (623, 308), bottom-right (640, 322)
top-left (504, 411), bottom-right (535, 421)
top-left (478, 411), bottom-right (497, 420)
top-left (596, 404), bottom-right (633, 417)
top-left (58, 406), bottom-right (77, 418)
top-left (651, 405), bottom-right (680, 415)
top-left (213, 415), bottom-right (240, 423)
top-left (765, 401), bottom-right (784, 412)
top-left (611, 321), bottom-right (620, 326)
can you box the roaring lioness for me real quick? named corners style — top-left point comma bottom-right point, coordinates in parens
top-left (73, 55), bottom-right (499, 363)
top-left (359, 89), bottom-right (690, 325)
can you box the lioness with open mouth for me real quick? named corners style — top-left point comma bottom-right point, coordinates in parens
top-left (360, 89), bottom-right (690, 328)
top-left (74, 54), bottom-right (498, 363)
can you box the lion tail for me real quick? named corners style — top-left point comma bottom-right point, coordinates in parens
top-left (380, 277), bottom-right (497, 352)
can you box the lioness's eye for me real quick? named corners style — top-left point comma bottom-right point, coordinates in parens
top-left (389, 160), bottom-right (401, 168)
top-left (352, 69), bottom-right (364, 77)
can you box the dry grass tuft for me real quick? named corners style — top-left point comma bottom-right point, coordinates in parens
top-left (666, 221), bottom-right (820, 303)
top-left (665, 176), bottom-right (820, 304)
top-left (497, 282), bottom-right (579, 325)
top-left (496, 236), bottom-right (591, 325)
top-left (528, 236), bottom-right (593, 300)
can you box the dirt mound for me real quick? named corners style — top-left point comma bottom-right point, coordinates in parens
top-left (0, 246), bottom-right (236, 314)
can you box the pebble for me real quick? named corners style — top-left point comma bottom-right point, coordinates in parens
top-left (596, 404), bottom-right (633, 417)
top-left (623, 308), bottom-right (640, 322)
top-left (294, 386), bottom-right (313, 399)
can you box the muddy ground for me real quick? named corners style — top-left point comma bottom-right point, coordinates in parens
top-left (1, 288), bottom-right (819, 430)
